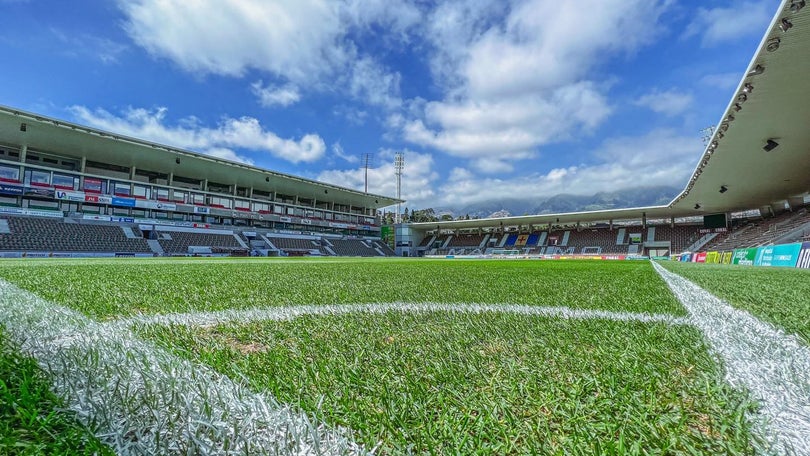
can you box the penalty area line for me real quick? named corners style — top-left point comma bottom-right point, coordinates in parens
top-left (653, 261), bottom-right (810, 456)
top-left (107, 302), bottom-right (693, 330)
top-left (0, 279), bottom-right (366, 456)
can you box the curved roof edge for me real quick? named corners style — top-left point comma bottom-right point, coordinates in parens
top-left (0, 105), bottom-right (403, 209)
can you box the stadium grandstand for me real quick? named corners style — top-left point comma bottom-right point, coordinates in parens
top-left (399, 1), bottom-right (810, 263)
top-left (0, 1), bottom-right (809, 261)
top-left (0, 105), bottom-right (401, 257)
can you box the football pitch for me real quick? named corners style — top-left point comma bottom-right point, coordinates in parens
top-left (0, 258), bottom-right (808, 455)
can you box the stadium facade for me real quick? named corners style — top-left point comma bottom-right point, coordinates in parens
top-left (0, 105), bottom-right (400, 235)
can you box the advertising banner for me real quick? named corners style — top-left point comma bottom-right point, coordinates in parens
top-left (0, 207), bottom-right (62, 217)
top-left (111, 197), bottom-right (136, 208)
top-left (694, 252), bottom-right (707, 263)
top-left (720, 251), bottom-right (733, 264)
top-left (705, 251), bottom-right (720, 264)
top-left (0, 184), bottom-right (23, 195)
top-left (135, 199), bottom-right (177, 211)
top-left (628, 233), bottom-right (642, 244)
top-left (732, 248), bottom-right (757, 265)
top-left (193, 206), bottom-right (210, 214)
top-left (680, 253), bottom-right (692, 262)
top-left (797, 242), bottom-right (810, 269)
top-left (24, 187), bottom-right (54, 198)
top-left (754, 243), bottom-right (802, 267)
top-left (55, 190), bottom-right (86, 202)
top-left (84, 194), bottom-right (113, 204)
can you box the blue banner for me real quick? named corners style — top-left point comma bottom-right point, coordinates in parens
top-left (111, 197), bottom-right (136, 208)
top-left (0, 184), bottom-right (23, 195)
top-left (754, 243), bottom-right (803, 267)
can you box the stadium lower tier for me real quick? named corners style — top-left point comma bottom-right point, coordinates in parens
top-left (419, 208), bottom-right (810, 257)
top-left (0, 215), bottom-right (395, 257)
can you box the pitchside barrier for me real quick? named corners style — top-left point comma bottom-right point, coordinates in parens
top-left (677, 241), bottom-right (810, 269)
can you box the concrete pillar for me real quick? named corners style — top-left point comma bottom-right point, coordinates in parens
top-left (787, 196), bottom-right (805, 211)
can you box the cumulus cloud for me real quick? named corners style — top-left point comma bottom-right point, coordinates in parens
top-left (431, 129), bottom-right (702, 208)
top-left (119, 0), bottom-right (413, 109)
top-left (69, 105), bottom-right (325, 164)
top-left (317, 150), bottom-right (438, 205)
top-left (683, 1), bottom-right (772, 47)
top-left (634, 89), bottom-right (694, 116)
top-left (251, 82), bottom-right (301, 108)
top-left (404, 83), bottom-right (612, 172)
top-left (402, 0), bottom-right (670, 170)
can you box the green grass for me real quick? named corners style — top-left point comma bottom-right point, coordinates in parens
top-left (660, 261), bottom-right (810, 343)
top-left (139, 311), bottom-right (759, 455)
top-left (0, 330), bottom-right (113, 455)
top-left (0, 258), bottom-right (686, 319)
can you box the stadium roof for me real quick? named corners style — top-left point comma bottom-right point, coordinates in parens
top-left (0, 105), bottom-right (402, 210)
top-left (413, 0), bottom-right (810, 231)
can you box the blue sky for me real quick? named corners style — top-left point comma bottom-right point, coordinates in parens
top-left (0, 0), bottom-right (777, 212)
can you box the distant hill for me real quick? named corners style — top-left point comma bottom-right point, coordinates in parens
top-left (451, 186), bottom-right (680, 219)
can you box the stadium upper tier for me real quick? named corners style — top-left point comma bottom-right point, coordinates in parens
top-left (410, 0), bottom-right (810, 233)
top-left (0, 105), bottom-right (401, 236)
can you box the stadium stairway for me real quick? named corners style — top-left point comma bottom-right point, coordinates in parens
top-left (146, 239), bottom-right (164, 256)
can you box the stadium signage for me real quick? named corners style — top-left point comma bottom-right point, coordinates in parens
top-left (699, 228), bottom-right (728, 234)
top-left (84, 194), bottom-right (113, 204)
top-left (754, 243), bottom-right (802, 267)
top-left (135, 200), bottom-right (177, 211)
top-left (111, 197), bottom-right (136, 208)
top-left (0, 207), bottom-right (62, 217)
top-left (55, 190), bottom-right (86, 202)
top-left (193, 206), bottom-right (210, 214)
top-left (732, 248), bottom-right (757, 265)
top-left (797, 242), bottom-right (810, 269)
top-left (0, 184), bottom-right (23, 195)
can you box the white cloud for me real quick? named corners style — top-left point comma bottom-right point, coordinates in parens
top-left (432, 129), bottom-right (701, 208)
top-left (331, 142), bottom-right (360, 164)
top-left (69, 105), bottom-right (325, 164)
top-left (700, 72), bottom-right (740, 90)
top-left (683, 1), bottom-right (772, 47)
top-left (403, 82), bottom-right (612, 171)
top-left (402, 0), bottom-right (670, 169)
top-left (119, 0), bottom-right (412, 110)
top-left (251, 82), bottom-right (301, 108)
top-left (346, 57), bottom-right (402, 109)
top-left (317, 150), bottom-right (438, 206)
top-left (51, 29), bottom-right (128, 64)
top-left (634, 89), bottom-right (694, 116)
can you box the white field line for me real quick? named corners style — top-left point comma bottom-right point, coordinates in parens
top-left (653, 262), bottom-right (810, 455)
top-left (0, 279), bottom-right (366, 456)
top-left (107, 302), bottom-right (692, 330)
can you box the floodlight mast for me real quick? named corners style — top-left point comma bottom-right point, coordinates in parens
top-left (362, 153), bottom-right (373, 193)
top-left (395, 153), bottom-right (404, 223)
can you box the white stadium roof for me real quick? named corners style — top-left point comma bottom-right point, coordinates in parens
top-left (414, 0), bottom-right (810, 230)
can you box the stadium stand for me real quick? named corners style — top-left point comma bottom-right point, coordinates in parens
top-left (266, 236), bottom-right (328, 256)
top-left (703, 208), bottom-right (810, 251)
top-left (0, 216), bottom-right (151, 253)
top-left (157, 230), bottom-right (245, 255)
top-left (329, 238), bottom-right (384, 257)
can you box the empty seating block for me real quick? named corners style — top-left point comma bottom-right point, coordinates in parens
top-left (0, 216), bottom-right (151, 253)
top-left (158, 231), bottom-right (242, 254)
